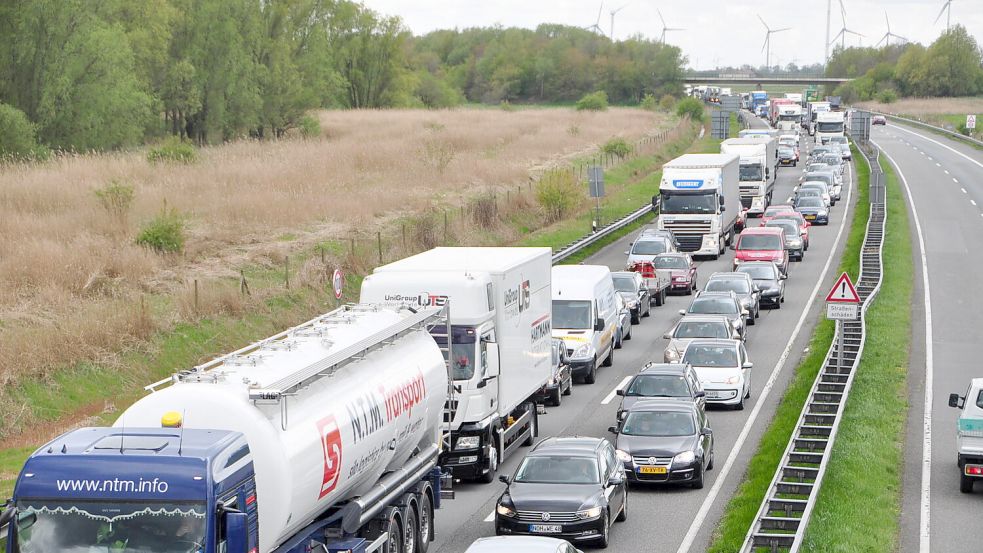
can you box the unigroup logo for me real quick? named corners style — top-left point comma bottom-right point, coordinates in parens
top-left (504, 280), bottom-right (531, 315)
top-left (383, 293), bottom-right (448, 307)
top-left (317, 415), bottom-right (343, 499)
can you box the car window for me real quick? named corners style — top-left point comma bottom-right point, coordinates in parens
top-left (621, 411), bottom-right (696, 437)
top-left (675, 321), bottom-right (730, 339)
top-left (604, 447), bottom-right (619, 478)
top-left (706, 279), bottom-right (749, 294)
top-left (597, 449), bottom-right (609, 478)
top-left (514, 456), bottom-right (600, 484)
top-left (738, 235), bottom-right (783, 250)
top-left (683, 345), bottom-right (739, 367)
top-left (612, 275), bottom-right (635, 293)
top-left (625, 374), bottom-right (691, 397)
top-left (632, 239), bottom-right (668, 255)
top-left (654, 255), bottom-right (688, 270)
top-left (976, 389), bottom-right (983, 409)
top-left (689, 297), bottom-right (738, 315)
top-left (740, 344), bottom-right (749, 364)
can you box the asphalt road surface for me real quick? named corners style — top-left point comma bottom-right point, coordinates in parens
top-left (432, 120), bottom-right (857, 553)
top-left (872, 122), bottom-right (983, 553)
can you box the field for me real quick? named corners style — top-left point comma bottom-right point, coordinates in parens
top-left (0, 107), bottom-right (673, 440)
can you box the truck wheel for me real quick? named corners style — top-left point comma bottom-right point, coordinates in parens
top-left (523, 405), bottom-right (537, 447)
top-left (365, 508), bottom-right (403, 553)
top-left (655, 288), bottom-right (665, 306)
top-left (961, 473), bottom-right (975, 494)
top-left (478, 446), bottom-right (499, 484)
top-left (416, 494), bottom-right (433, 553)
top-left (403, 502), bottom-right (418, 553)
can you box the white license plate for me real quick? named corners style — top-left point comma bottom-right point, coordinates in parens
top-left (705, 390), bottom-right (722, 399)
top-left (529, 524), bottom-right (563, 534)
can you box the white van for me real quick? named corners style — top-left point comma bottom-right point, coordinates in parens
top-left (551, 265), bottom-right (619, 384)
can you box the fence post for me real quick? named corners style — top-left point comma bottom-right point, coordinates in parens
top-left (402, 223), bottom-right (406, 248)
top-left (444, 210), bottom-right (448, 243)
top-left (377, 231), bottom-right (383, 264)
top-left (350, 237), bottom-right (355, 259)
top-left (284, 256), bottom-right (290, 289)
top-left (193, 279), bottom-right (199, 311)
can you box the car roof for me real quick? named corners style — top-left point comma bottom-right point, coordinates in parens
top-left (685, 338), bottom-right (741, 348)
top-left (676, 314), bottom-right (732, 324)
top-left (466, 536), bottom-right (566, 553)
top-left (531, 436), bottom-right (606, 456)
top-left (611, 271), bottom-right (640, 279)
top-left (638, 362), bottom-right (691, 375)
top-left (625, 399), bottom-right (699, 413)
top-left (695, 290), bottom-right (737, 299)
top-left (740, 226), bottom-right (784, 236)
top-left (707, 271), bottom-right (749, 280)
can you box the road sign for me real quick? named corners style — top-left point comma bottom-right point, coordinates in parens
top-left (825, 272), bottom-right (860, 303)
top-left (332, 269), bottom-right (344, 299)
top-left (826, 303), bottom-right (858, 320)
top-left (968, 115), bottom-right (977, 130)
top-left (588, 166), bottom-right (605, 198)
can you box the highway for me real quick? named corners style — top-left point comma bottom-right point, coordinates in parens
top-left (431, 122), bottom-right (858, 553)
top-left (871, 122), bottom-right (983, 553)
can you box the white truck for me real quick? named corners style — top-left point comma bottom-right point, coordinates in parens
top-left (3, 304), bottom-right (454, 553)
top-left (657, 153), bottom-right (741, 259)
top-left (816, 111), bottom-right (846, 145)
top-left (948, 379), bottom-right (983, 493)
top-left (784, 92), bottom-right (803, 105)
top-left (360, 247), bottom-right (553, 484)
top-left (721, 137), bottom-right (777, 217)
top-left (777, 104), bottom-right (803, 133)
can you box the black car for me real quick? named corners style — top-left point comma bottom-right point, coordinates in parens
top-left (765, 219), bottom-right (805, 261)
top-left (609, 400), bottom-right (713, 488)
top-left (794, 196), bottom-right (829, 225)
top-left (616, 363), bottom-right (705, 421)
top-left (612, 271), bottom-right (651, 323)
top-left (496, 437), bottom-right (628, 548)
top-left (735, 261), bottom-right (786, 308)
top-left (539, 338), bottom-right (574, 407)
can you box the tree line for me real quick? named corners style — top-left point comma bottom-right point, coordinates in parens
top-left (0, 0), bottom-right (685, 158)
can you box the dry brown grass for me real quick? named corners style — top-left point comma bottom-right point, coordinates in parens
top-left (0, 107), bottom-right (671, 420)
top-left (857, 96), bottom-right (983, 116)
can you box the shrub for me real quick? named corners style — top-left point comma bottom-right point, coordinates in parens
top-left (299, 115), bottom-right (321, 139)
top-left (675, 97), bottom-right (705, 123)
top-left (576, 91), bottom-right (609, 112)
top-left (659, 94), bottom-right (676, 112)
top-left (147, 136), bottom-right (198, 164)
top-left (136, 207), bottom-right (185, 253)
top-left (877, 89), bottom-right (898, 104)
top-left (499, 100), bottom-right (517, 112)
top-left (536, 170), bottom-right (583, 223)
top-left (640, 94), bottom-right (657, 111)
top-left (94, 179), bottom-right (136, 225)
top-left (602, 137), bottom-right (633, 159)
top-left (957, 121), bottom-right (972, 136)
top-left (0, 103), bottom-right (49, 163)
top-left (422, 138), bottom-right (456, 173)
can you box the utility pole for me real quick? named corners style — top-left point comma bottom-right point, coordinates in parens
top-left (825, 0), bottom-right (831, 64)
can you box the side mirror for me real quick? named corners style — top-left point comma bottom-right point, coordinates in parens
top-left (607, 475), bottom-right (624, 487)
top-left (624, 251), bottom-right (630, 256)
top-left (732, 331), bottom-right (741, 340)
top-left (616, 389), bottom-right (625, 396)
top-left (663, 333), bottom-right (672, 340)
top-left (225, 511), bottom-right (249, 553)
top-left (730, 244), bottom-right (737, 251)
top-left (780, 274), bottom-right (788, 280)
top-left (743, 362), bottom-right (754, 369)
top-left (678, 309), bottom-right (686, 316)
top-left (608, 425), bottom-right (619, 434)
top-left (752, 285), bottom-right (760, 293)
top-left (594, 318), bottom-right (605, 332)
top-left (720, 205), bottom-right (726, 212)
top-left (695, 390), bottom-right (706, 398)
top-left (701, 428), bottom-right (713, 437)
top-left (499, 475), bottom-right (511, 485)
top-left (949, 393), bottom-right (963, 409)
top-left (718, 196), bottom-right (725, 206)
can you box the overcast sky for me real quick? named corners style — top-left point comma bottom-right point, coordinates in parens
top-left (361, 0), bottom-right (982, 70)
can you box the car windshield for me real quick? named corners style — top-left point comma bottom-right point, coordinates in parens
top-left (738, 264), bottom-right (777, 280)
top-left (767, 222), bottom-right (798, 237)
top-left (706, 279), bottom-right (750, 294)
top-left (829, 136), bottom-right (847, 144)
top-left (764, 207), bottom-right (791, 217)
top-left (625, 374), bottom-right (691, 397)
top-left (660, 191), bottom-right (717, 214)
top-left (797, 189), bottom-right (821, 199)
top-left (612, 275), bottom-right (636, 293)
top-left (797, 197), bottom-right (824, 208)
top-left (14, 500), bottom-right (206, 553)
top-left (817, 122), bottom-right (842, 132)
top-left (552, 300), bottom-right (592, 330)
top-left (654, 256), bottom-right (688, 270)
top-left (806, 174), bottom-right (832, 185)
top-left (738, 235), bottom-right (782, 250)
top-left (683, 345), bottom-right (739, 367)
top-left (621, 411), bottom-right (696, 437)
top-left (688, 297), bottom-right (737, 315)
top-left (514, 455), bottom-right (599, 484)
top-left (822, 156), bottom-right (842, 166)
top-left (807, 164), bottom-right (828, 172)
top-left (674, 320), bottom-right (731, 339)
top-left (739, 164), bottom-right (763, 181)
top-left (631, 239), bottom-right (668, 255)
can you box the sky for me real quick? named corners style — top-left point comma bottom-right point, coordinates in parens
top-left (360, 0), bottom-right (983, 70)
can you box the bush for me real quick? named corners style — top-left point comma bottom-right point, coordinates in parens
top-left (602, 137), bottom-right (633, 159)
top-left (957, 122), bottom-right (973, 136)
top-left (94, 179), bottom-right (136, 225)
top-left (0, 103), bottom-right (49, 163)
top-left (576, 91), bottom-right (609, 112)
top-left (659, 94), bottom-right (676, 112)
top-left (876, 89), bottom-right (898, 104)
top-left (536, 170), bottom-right (583, 223)
top-left (499, 100), bottom-right (517, 112)
top-left (640, 94), bottom-right (657, 111)
top-left (675, 97), bottom-right (705, 123)
top-left (299, 115), bottom-right (321, 139)
top-left (136, 208), bottom-right (185, 253)
top-left (147, 136), bottom-right (198, 164)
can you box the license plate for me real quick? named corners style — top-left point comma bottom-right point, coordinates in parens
top-left (705, 390), bottom-right (722, 399)
top-left (529, 524), bottom-right (562, 533)
top-left (638, 466), bottom-right (668, 474)
top-left (804, 215), bottom-right (816, 220)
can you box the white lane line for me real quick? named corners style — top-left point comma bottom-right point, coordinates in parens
top-left (920, 151), bottom-right (926, 156)
top-left (945, 170), bottom-right (950, 175)
top-left (602, 376), bottom-right (632, 405)
top-left (891, 124), bottom-right (983, 171)
top-left (484, 510), bottom-right (495, 522)
top-left (936, 163), bottom-right (942, 167)
top-left (674, 162), bottom-right (855, 553)
top-left (961, 188), bottom-right (967, 194)
top-left (928, 156), bottom-right (934, 160)
top-left (875, 143), bottom-right (934, 553)
top-left (953, 178), bottom-right (959, 184)
top-left (971, 200), bottom-right (977, 206)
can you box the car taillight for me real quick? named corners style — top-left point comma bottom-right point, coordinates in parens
top-left (966, 465), bottom-right (983, 476)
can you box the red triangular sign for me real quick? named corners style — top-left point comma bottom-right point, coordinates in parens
top-left (825, 272), bottom-right (860, 303)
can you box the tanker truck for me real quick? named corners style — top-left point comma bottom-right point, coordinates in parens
top-left (360, 247), bottom-right (553, 484)
top-left (1, 305), bottom-right (454, 553)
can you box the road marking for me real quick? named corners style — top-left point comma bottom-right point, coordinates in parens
top-left (972, 200), bottom-right (977, 206)
top-left (936, 162), bottom-right (942, 167)
top-left (602, 376), bottom-right (632, 405)
top-left (674, 162), bottom-right (854, 553)
top-left (928, 156), bottom-right (934, 160)
top-left (484, 510), bottom-right (495, 522)
top-left (945, 170), bottom-right (950, 175)
top-left (891, 124), bottom-right (983, 171)
top-left (961, 188), bottom-right (967, 194)
top-left (874, 143), bottom-right (934, 553)
top-left (953, 178), bottom-right (959, 184)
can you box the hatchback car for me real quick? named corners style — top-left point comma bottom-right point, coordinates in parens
top-left (736, 261), bottom-right (786, 308)
top-left (798, 182), bottom-right (832, 207)
top-left (681, 339), bottom-right (753, 410)
top-left (496, 437), bottom-right (628, 548)
top-left (539, 338), bottom-right (573, 407)
top-left (616, 363), bottom-right (706, 420)
top-left (793, 186), bottom-right (828, 208)
top-left (760, 204), bottom-right (795, 225)
top-left (615, 294), bottom-right (632, 349)
top-left (678, 291), bottom-right (747, 341)
top-left (804, 170), bottom-right (842, 202)
top-left (703, 272), bottom-right (760, 324)
top-left (653, 253), bottom-right (698, 295)
top-left (465, 536), bottom-right (584, 553)
top-left (638, 228), bottom-right (680, 250)
top-left (778, 146), bottom-right (797, 166)
top-left (765, 219), bottom-right (805, 261)
top-left (612, 271), bottom-right (651, 323)
top-left (732, 227), bottom-right (788, 275)
top-left (663, 315), bottom-right (742, 363)
top-left (625, 236), bottom-right (674, 267)
top-left (828, 136), bottom-right (851, 160)
top-left (820, 153), bottom-right (845, 177)
top-left (872, 115), bottom-right (886, 125)
top-left (795, 196), bottom-right (830, 225)
top-left (771, 212), bottom-right (811, 247)
top-left (610, 400), bottom-right (713, 488)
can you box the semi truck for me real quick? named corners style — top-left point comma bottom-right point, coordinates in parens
top-left (816, 111), bottom-right (846, 144)
top-left (776, 104), bottom-right (803, 133)
top-left (768, 98), bottom-right (794, 128)
top-left (2, 304), bottom-right (455, 553)
top-left (721, 137), bottom-right (776, 216)
top-left (360, 247), bottom-right (552, 484)
top-left (751, 91), bottom-right (769, 113)
top-left (656, 153), bottom-right (741, 259)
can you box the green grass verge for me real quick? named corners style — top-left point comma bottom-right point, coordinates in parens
top-left (800, 151), bottom-right (913, 551)
top-left (893, 114), bottom-right (983, 151)
top-left (706, 143), bottom-right (871, 552)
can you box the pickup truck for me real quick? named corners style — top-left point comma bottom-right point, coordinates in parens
top-left (949, 379), bottom-right (983, 493)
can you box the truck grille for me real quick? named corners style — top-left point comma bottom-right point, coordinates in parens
top-left (443, 399), bottom-right (459, 423)
top-left (516, 510), bottom-right (581, 523)
top-left (661, 220), bottom-right (712, 251)
top-left (739, 185), bottom-right (759, 196)
top-left (740, 197), bottom-right (752, 208)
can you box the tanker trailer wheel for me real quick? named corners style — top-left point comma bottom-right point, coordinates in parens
top-left (365, 507), bottom-right (404, 553)
top-left (416, 492), bottom-right (433, 553)
top-left (403, 501), bottom-right (418, 553)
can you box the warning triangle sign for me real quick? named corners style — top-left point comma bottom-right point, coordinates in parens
top-left (825, 272), bottom-right (860, 303)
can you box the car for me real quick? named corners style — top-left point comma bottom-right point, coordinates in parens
top-left (778, 146), bottom-right (797, 166)
top-left (615, 362), bottom-right (706, 419)
top-left (612, 271), bottom-right (651, 323)
top-left (872, 115), bottom-right (886, 125)
top-left (625, 235), bottom-right (675, 267)
top-left (678, 291), bottom-right (747, 341)
top-left (609, 400), bottom-right (713, 488)
top-left (732, 226), bottom-right (789, 276)
top-left (795, 196), bottom-right (830, 225)
top-left (765, 219), bottom-right (806, 261)
top-left (681, 338), bottom-right (753, 410)
top-left (614, 294), bottom-right (632, 349)
top-left (947, 379), bottom-right (983, 493)
top-left (736, 261), bottom-right (786, 308)
top-left (827, 136), bottom-right (851, 160)
top-left (820, 153), bottom-right (845, 178)
top-left (793, 186), bottom-right (827, 208)
top-left (760, 204), bottom-right (795, 225)
top-left (663, 315), bottom-right (742, 363)
top-left (804, 161), bottom-right (829, 174)
top-left (652, 253), bottom-right (698, 295)
top-left (638, 228), bottom-right (681, 250)
top-left (465, 536), bottom-right (584, 553)
top-left (703, 272), bottom-right (760, 324)
top-left (797, 182), bottom-right (832, 208)
top-left (495, 437), bottom-right (628, 547)
top-left (539, 338), bottom-right (573, 407)
top-left (809, 145), bottom-right (835, 161)
top-left (771, 212), bottom-right (811, 248)
top-left (803, 170), bottom-right (841, 202)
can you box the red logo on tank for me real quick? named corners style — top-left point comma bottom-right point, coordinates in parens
top-left (316, 415), bottom-right (343, 499)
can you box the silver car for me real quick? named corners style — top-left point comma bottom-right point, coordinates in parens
top-left (615, 294), bottom-right (632, 348)
top-left (803, 170), bottom-right (841, 202)
top-left (625, 235), bottom-right (675, 267)
top-left (678, 291), bottom-right (747, 340)
top-left (703, 273), bottom-right (761, 324)
top-left (466, 536), bottom-right (584, 553)
top-left (663, 314), bottom-right (742, 363)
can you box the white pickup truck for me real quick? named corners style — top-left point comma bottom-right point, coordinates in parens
top-left (948, 378), bottom-right (983, 492)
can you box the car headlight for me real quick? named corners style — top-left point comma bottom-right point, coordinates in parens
top-left (673, 451), bottom-right (696, 465)
top-left (616, 449), bottom-right (632, 463)
top-left (665, 347), bottom-right (681, 362)
top-left (724, 375), bottom-right (741, 384)
top-left (576, 506), bottom-right (603, 520)
top-left (573, 343), bottom-right (595, 359)
top-left (497, 503), bottom-right (517, 518)
top-left (819, 209), bottom-right (829, 217)
top-left (626, 299), bottom-right (638, 309)
top-left (455, 436), bottom-right (480, 450)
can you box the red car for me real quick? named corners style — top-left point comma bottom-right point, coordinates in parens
top-left (760, 205), bottom-right (796, 225)
top-left (771, 212), bottom-right (811, 250)
top-left (653, 253), bottom-right (698, 295)
top-left (872, 115), bottom-right (887, 125)
top-left (732, 226), bottom-right (789, 275)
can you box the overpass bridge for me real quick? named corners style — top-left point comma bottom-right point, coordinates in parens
top-left (683, 76), bottom-right (850, 85)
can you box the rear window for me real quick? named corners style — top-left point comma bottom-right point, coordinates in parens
top-left (632, 239), bottom-right (668, 255)
top-left (738, 234), bottom-right (782, 250)
top-left (689, 297), bottom-right (738, 315)
top-left (675, 320), bottom-right (731, 339)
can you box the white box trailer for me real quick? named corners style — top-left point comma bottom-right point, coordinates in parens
top-left (361, 247), bottom-right (553, 483)
top-left (657, 153), bottom-right (741, 259)
top-left (721, 137), bottom-right (777, 216)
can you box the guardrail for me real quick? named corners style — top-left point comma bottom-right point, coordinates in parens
top-left (739, 142), bottom-right (886, 552)
top-left (551, 202), bottom-right (656, 264)
top-left (871, 110), bottom-right (983, 148)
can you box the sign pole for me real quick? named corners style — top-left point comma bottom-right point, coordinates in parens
top-left (837, 322), bottom-right (844, 374)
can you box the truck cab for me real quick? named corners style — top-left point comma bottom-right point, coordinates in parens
top-left (721, 138), bottom-right (776, 217)
top-left (949, 379), bottom-right (983, 493)
top-left (657, 154), bottom-right (741, 259)
top-left (815, 110), bottom-right (842, 144)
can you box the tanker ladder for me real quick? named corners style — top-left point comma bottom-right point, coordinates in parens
top-left (739, 145), bottom-right (886, 553)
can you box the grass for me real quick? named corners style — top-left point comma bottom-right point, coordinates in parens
top-left (800, 152), bottom-right (913, 551)
top-left (706, 143), bottom-right (871, 552)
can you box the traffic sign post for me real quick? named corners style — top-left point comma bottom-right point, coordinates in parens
top-left (332, 269), bottom-right (344, 301)
top-left (825, 272), bottom-right (860, 373)
top-left (588, 166), bottom-right (604, 231)
top-left (967, 114), bottom-right (976, 130)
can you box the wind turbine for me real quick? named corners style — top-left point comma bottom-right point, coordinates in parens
top-left (832, 0), bottom-right (864, 49)
top-left (586, 2), bottom-right (605, 35)
top-left (609, 3), bottom-right (629, 41)
top-left (876, 12), bottom-right (908, 47)
top-left (758, 15), bottom-right (791, 69)
top-left (657, 9), bottom-right (684, 45)
top-left (935, 0), bottom-right (953, 31)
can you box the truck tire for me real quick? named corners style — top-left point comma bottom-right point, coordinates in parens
top-left (523, 406), bottom-right (537, 447)
top-left (550, 385), bottom-right (562, 407)
top-left (478, 445), bottom-right (499, 484)
top-left (416, 493), bottom-right (433, 553)
top-left (365, 507), bottom-right (403, 553)
top-left (961, 473), bottom-right (975, 494)
top-left (655, 288), bottom-right (666, 306)
top-left (403, 502), bottom-right (418, 553)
